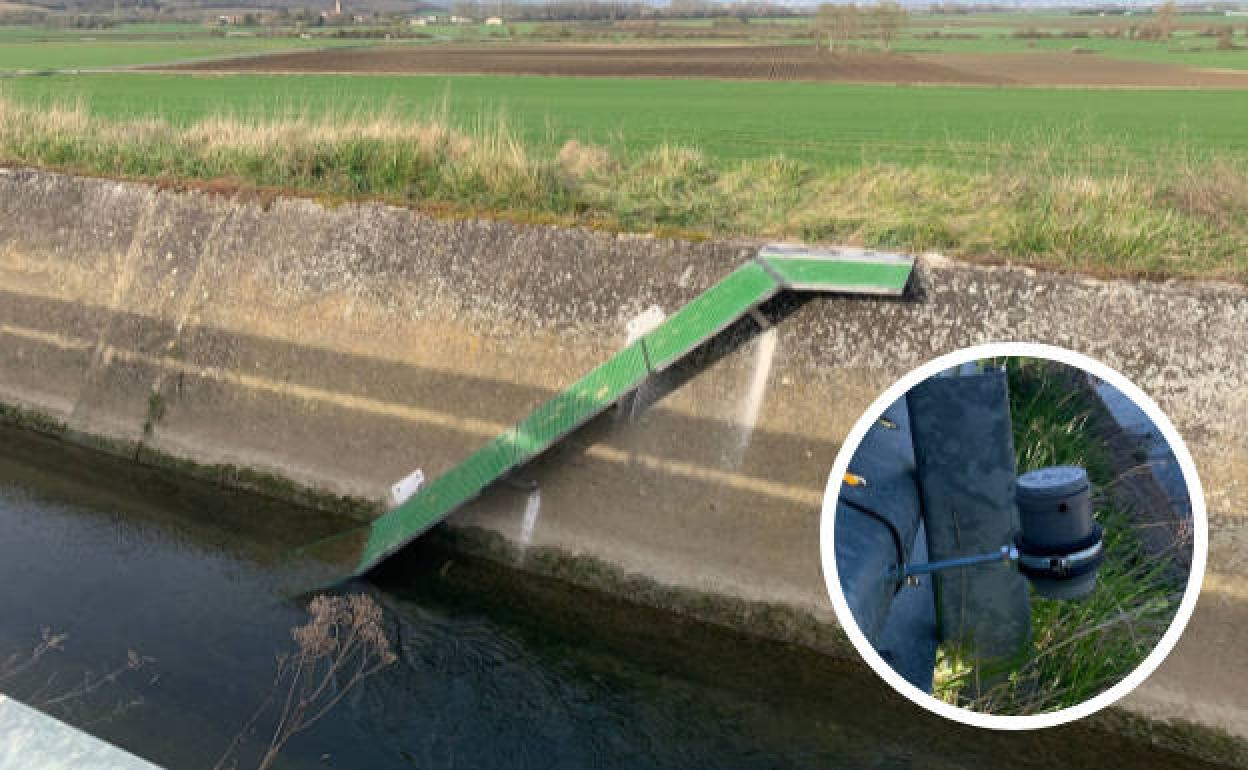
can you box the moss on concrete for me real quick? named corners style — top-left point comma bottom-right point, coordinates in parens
top-left (0, 400), bottom-right (381, 524)
top-left (430, 523), bottom-right (857, 659)
top-left (0, 401), bottom-right (69, 438)
top-left (1089, 709), bottom-right (1248, 769)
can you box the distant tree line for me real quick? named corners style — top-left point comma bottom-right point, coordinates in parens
top-left (0, 1), bottom-right (447, 26)
top-left (25, 0), bottom-right (163, 13)
top-left (925, 2), bottom-right (1061, 12)
top-left (46, 13), bottom-right (122, 27)
top-left (0, 9), bottom-right (47, 23)
top-left (0, 6), bottom-right (163, 25)
top-left (4, 0), bottom-right (810, 26)
top-left (447, 1), bottom-right (807, 23)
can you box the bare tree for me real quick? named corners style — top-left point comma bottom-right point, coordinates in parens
top-left (215, 594), bottom-right (397, 770)
top-left (818, 3), bottom-right (858, 51)
top-left (866, 0), bottom-right (907, 53)
top-left (1156, 0), bottom-right (1177, 41)
top-left (815, 3), bottom-right (860, 52)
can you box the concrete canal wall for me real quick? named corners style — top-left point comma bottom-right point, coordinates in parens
top-left (1, 168), bottom-right (1245, 748)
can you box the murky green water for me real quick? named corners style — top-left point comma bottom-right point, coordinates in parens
top-left (0, 424), bottom-right (1227, 770)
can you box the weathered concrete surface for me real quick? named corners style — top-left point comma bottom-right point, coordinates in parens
top-left (0, 696), bottom-right (162, 770)
top-left (1, 168), bottom-right (1246, 746)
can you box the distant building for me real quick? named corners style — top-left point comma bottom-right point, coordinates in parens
top-left (450, 15), bottom-right (474, 24)
top-left (485, 16), bottom-right (504, 25)
top-left (409, 17), bottom-right (427, 26)
top-left (320, 0), bottom-right (344, 20)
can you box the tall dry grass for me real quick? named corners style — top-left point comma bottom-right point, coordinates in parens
top-left (214, 593), bottom-right (397, 770)
top-left (1, 95), bottom-right (1244, 282)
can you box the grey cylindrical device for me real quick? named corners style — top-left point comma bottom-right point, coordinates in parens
top-left (1015, 466), bottom-right (1104, 600)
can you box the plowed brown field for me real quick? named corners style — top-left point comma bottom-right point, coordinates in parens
top-left (166, 43), bottom-right (1248, 88)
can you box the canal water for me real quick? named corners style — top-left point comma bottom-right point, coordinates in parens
top-left (0, 424), bottom-right (1227, 770)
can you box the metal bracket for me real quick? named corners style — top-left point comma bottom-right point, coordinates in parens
top-left (897, 538), bottom-right (1105, 583)
top-left (897, 544), bottom-right (1018, 580)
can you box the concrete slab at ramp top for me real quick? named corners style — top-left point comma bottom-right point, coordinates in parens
top-left (0, 696), bottom-right (162, 770)
top-left (350, 245), bottom-right (915, 576)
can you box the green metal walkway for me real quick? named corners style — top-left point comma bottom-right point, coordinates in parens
top-left (352, 245), bottom-right (913, 576)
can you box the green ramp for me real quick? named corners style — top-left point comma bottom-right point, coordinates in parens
top-left (350, 245), bottom-right (913, 576)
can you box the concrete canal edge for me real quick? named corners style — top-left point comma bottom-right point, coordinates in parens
top-left (1, 168), bottom-right (1246, 763)
top-left (0, 695), bottom-right (162, 770)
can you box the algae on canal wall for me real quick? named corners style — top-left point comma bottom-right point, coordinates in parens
top-left (0, 167), bottom-right (1246, 750)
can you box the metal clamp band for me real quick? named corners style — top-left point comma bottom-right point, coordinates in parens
top-left (1017, 539), bottom-right (1104, 579)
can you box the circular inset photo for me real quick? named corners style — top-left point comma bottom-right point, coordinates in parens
top-left (821, 343), bottom-right (1206, 730)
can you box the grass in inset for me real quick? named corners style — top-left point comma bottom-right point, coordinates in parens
top-left (932, 359), bottom-right (1188, 714)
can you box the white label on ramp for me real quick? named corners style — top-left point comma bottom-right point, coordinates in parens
top-left (390, 469), bottom-right (426, 507)
top-left (625, 305), bottom-right (666, 345)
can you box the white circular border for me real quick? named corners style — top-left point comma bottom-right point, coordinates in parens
top-left (820, 342), bottom-right (1208, 730)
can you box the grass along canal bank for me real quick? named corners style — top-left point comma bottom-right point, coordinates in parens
top-left (0, 91), bottom-right (1245, 283)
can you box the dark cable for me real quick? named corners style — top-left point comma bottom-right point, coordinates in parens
top-left (839, 497), bottom-right (907, 592)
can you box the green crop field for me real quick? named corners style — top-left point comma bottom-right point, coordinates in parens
top-left (894, 31), bottom-right (1248, 70)
top-left (0, 36), bottom-right (387, 72)
top-left (2, 17), bottom-right (1247, 281)
top-left (3, 72), bottom-right (1244, 172)
top-left (3, 13), bottom-right (1246, 71)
